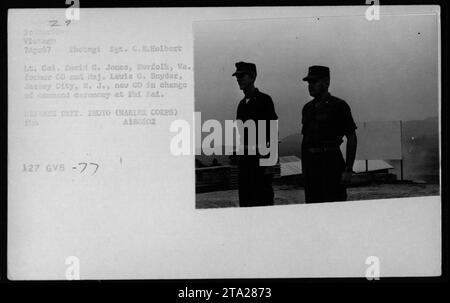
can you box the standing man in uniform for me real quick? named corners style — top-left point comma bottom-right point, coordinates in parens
top-left (232, 61), bottom-right (278, 207)
top-left (301, 65), bottom-right (357, 203)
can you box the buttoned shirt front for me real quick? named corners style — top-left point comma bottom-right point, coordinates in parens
top-left (301, 92), bottom-right (357, 149)
top-left (236, 88), bottom-right (278, 155)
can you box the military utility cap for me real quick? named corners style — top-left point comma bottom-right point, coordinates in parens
top-left (302, 65), bottom-right (330, 81)
top-left (232, 61), bottom-right (257, 78)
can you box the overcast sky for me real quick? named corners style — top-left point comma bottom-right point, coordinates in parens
top-left (194, 13), bottom-right (438, 138)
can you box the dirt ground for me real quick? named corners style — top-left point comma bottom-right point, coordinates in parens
top-left (196, 183), bottom-right (440, 209)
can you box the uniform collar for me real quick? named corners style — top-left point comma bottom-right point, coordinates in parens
top-left (243, 87), bottom-right (260, 100)
top-left (313, 92), bottom-right (331, 105)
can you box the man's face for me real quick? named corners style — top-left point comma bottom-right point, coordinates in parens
top-left (235, 73), bottom-right (255, 91)
top-left (307, 77), bottom-right (329, 97)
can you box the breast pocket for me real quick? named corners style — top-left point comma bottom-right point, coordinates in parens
top-left (314, 110), bottom-right (335, 133)
top-left (315, 112), bottom-right (329, 121)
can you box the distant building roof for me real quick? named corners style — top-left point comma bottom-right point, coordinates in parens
top-left (280, 156), bottom-right (302, 176)
top-left (353, 160), bottom-right (393, 173)
top-left (280, 156), bottom-right (301, 163)
top-left (279, 156), bottom-right (393, 177)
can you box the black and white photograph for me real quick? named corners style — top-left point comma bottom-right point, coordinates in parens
top-left (5, 3), bottom-right (444, 282)
top-left (194, 13), bottom-right (440, 209)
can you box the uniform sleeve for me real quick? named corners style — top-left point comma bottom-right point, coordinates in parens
top-left (301, 104), bottom-right (308, 135)
top-left (265, 96), bottom-right (278, 120)
top-left (340, 102), bottom-right (357, 135)
top-left (262, 96), bottom-right (277, 148)
top-left (236, 101), bottom-right (242, 120)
